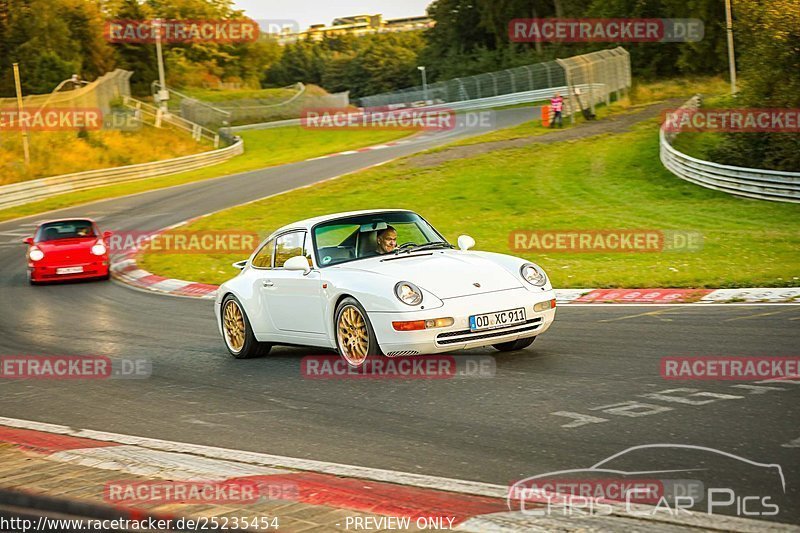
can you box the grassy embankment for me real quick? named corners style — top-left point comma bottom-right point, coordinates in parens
top-left (138, 77), bottom-right (799, 288)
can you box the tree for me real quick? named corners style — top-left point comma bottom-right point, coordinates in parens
top-left (0, 0), bottom-right (114, 95)
top-left (709, 0), bottom-right (800, 171)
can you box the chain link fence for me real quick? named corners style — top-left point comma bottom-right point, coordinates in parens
top-left (179, 83), bottom-right (350, 128)
top-left (0, 70), bottom-right (132, 114)
top-left (358, 47), bottom-right (630, 120)
top-left (556, 48), bottom-right (631, 119)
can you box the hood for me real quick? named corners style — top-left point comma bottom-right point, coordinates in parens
top-left (343, 251), bottom-right (523, 299)
top-left (35, 237), bottom-right (99, 262)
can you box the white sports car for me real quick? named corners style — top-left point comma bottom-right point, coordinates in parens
top-left (215, 209), bottom-right (556, 365)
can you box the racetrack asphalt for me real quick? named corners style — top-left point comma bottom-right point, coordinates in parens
top-left (0, 105), bottom-right (798, 525)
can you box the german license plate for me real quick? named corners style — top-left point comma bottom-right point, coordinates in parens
top-left (56, 266), bottom-right (83, 275)
top-left (469, 307), bottom-right (526, 331)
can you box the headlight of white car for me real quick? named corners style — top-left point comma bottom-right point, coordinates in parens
top-left (520, 263), bottom-right (547, 287)
top-left (395, 281), bottom-right (423, 306)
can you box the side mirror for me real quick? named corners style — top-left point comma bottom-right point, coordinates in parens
top-left (232, 260), bottom-right (247, 270)
top-left (284, 255), bottom-right (311, 273)
top-left (23, 237), bottom-right (34, 245)
top-left (103, 231), bottom-right (113, 239)
top-left (457, 235), bottom-right (475, 251)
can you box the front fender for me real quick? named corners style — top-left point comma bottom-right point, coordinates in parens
top-left (470, 251), bottom-right (553, 292)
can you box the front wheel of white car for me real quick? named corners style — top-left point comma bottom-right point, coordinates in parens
top-left (221, 295), bottom-right (271, 359)
top-left (335, 297), bottom-right (381, 367)
top-left (493, 337), bottom-right (536, 352)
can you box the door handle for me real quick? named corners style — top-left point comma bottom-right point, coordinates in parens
top-left (262, 280), bottom-right (274, 287)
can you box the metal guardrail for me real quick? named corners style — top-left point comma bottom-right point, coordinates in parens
top-left (659, 96), bottom-right (800, 203)
top-left (123, 96), bottom-right (220, 146)
top-left (0, 138), bottom-right (243, 211)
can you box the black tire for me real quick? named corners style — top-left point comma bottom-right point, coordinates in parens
top-left (334, 297), bottom-right (382, 367)
top-left (221, 294), bottom-right (271, 359)
top-left (493, 336), bottom-right (536, 352)
top-left (27, 270), bottom-right (38, 286)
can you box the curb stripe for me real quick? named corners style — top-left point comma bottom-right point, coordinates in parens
top-left (0, 426), bottom-right (121, 453)
top-left (233, 472), bottom-right (509, 524)
top-left (1, 419), bottom-right (797, 532)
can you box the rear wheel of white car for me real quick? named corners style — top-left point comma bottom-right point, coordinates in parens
top-left (222, 295), bottom-right (271, 359)
top-left (335, 297), bottom-right (381, 367)
top-left (493, 337), bottom-right (536, 352)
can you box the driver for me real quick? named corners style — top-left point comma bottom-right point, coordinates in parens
top-left (375, 226), bottom-right (397, 255)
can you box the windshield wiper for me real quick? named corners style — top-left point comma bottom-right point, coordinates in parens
top-left (396, 242), bottom-right (454, 254)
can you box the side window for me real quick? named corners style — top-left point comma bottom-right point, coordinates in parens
top-left (275, 232), bottom-right (305, 268)
top-left (251, 239), bottom-right (274, 269)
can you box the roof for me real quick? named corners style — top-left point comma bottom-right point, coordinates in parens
top-left (36, 217), bottom-right (97, 226)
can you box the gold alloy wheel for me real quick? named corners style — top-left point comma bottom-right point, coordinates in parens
top-left (337, 305), bottom-right (369, 366)
top-left (223, 300), bottom-right (246, 352)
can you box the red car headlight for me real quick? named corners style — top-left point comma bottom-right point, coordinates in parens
top-left (91, 240), bottom-right (107, 256)
top-left (29, 247), bottom-right (44, 261)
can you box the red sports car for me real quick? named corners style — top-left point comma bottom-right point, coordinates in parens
top-left (25, 218), bottom-right (112, 285)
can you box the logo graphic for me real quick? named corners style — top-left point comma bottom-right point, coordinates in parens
top-left (508, 444), bottom-right (785, 518)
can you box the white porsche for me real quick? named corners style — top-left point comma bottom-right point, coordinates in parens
top-left (215, 209), bottom-right (556, 365)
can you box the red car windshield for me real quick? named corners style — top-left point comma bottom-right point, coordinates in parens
top-left (36, 221), bottom-right (96, 242)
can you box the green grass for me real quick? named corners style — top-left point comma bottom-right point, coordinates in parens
top-left (0, 126), bottom-right (209, 186)
top-left (139, 117), bottom-right (800, 288)
top-left (0, 127), bottom-right (413, 223)
top-left (442, 96), bottom-right (626, 149)
top-left (447, 76), bottom-right (731, 150)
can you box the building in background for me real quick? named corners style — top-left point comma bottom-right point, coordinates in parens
top-left (275, 14), bottom-right (433, 44)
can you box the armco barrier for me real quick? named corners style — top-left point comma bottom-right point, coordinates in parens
top-left (660, 96), bottom-right (800, 203)
top-left (0, 138), bottom-right (243, 211)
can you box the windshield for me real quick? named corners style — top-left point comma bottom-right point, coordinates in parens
top-left (35, 220), bottom-right (96, 242)
top-left (312, 211), bottom-right (448, 267)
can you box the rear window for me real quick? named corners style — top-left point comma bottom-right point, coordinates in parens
top-left (36, 221), bottom-right (96, 242)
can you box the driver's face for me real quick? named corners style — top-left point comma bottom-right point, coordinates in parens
top-left (377, 230), bottom-right (397, 253)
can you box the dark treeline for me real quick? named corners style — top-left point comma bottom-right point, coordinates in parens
top-left (0, 0), bottom-right (278, 96)
top-left (0, 0), bottom-right (745, 98)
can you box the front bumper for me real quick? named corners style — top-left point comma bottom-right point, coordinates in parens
top-left (29, 260), bottom-right (109, 282)
top-left (370, 288), bottom-right (556, 355)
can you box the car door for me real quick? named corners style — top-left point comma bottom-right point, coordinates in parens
top-left (260, 231), bottom-right (327, 336)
